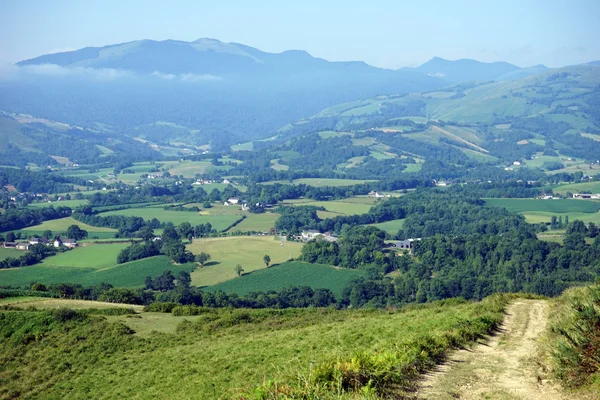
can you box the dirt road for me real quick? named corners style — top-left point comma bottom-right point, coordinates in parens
top-left (417, 300), bottom-right (571, 400)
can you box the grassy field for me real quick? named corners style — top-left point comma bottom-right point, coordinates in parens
top-left (27, 199), bottom-right (89, 209)
top-left (0, 296), bottom-right (509, 399)
top-left (1, 297), bottom-right (144, 311)
top-left (484, 198), bottom-right (600, 213)
top-left (0, 256), bottom-right (196, 288)
top-left (0, 247), bottom-right (23, 260)
top-left (229, 212), bottom-right (279, 232)
top-left (39, 243), bottom-right (130, 269)
top-left (485, 198), bottom-right (600, 225)
top-left (187, 236), bottom-right (304, 286)
top-left (262, 178), bottom-right (377, 187)
top-left (551, 181), bottom-right (600, 195)
top-left (282, 198), bottom-right (375, 216)
top-left (369, 218), bottom-right (405, 234)
top-left (16, 217), bottom-right (117, 239)
top-left (208, 261), bottom-right (364, 297)
top-left (98, 207), bottom-right (241, 231)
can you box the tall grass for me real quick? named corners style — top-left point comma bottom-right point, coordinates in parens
top-left (548, 284), bottom-right (600, 390)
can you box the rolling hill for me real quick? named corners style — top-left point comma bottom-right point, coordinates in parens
top-left (1, 39), bottom-right (447, 150)
top-left (267, 64), bottom-right (600, 171)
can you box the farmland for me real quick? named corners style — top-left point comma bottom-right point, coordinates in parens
top-left (17, 217), bottom-right (117, 239)
top-left (230, 212), bottom-right (279, 232)
top-left (0, 255), bottom-right (196, 288)
top-left (98, 207), bottom-right (242, 231)
top-left (0, 247), bottom-right (22, 260)
top-left (282, 197), bottom-right (377, 216)
top-left (262, 178), bottom-right (377, 187)
top-left (1, 297), bottom-right (144, 311)
top-left (484, 198), bottom-right (600, 225)
top-left (27, 199), bottom-right (89, 209)
top-left (551, 181), bottom-right (600, 195)
top-left (186, 236), bottom-right (304, 286)
top-left (39, 243), bottom-right (130, 269)
top-left (369, 218), bottom-right (405, 234)
top-left (208, 261), bottom-right (364, 297)
top-left (1, 295), bottom-right (508, 399)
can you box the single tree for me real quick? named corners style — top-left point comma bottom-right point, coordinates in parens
top-left (235, 264), bottom-right (244, 276)
top-left (42, 230), bottom-right (53, 239)
top-left (177, 271), bottom-right (191, 288)
top-left (6, 232), bottom-right (15, 242)
top-left (263, 254), bottom-right (271, 268)
top-left (66, 224), bottom-right (88, 240)
top-left (195, 252), bottom-right (211, 267)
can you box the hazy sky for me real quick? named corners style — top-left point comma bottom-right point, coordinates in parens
top-left (1, 0), bottom-right (599, 69)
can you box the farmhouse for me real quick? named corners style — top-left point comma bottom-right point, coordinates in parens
top-left (301, 230), bottom-right (322, 241)
top-left (3, 242), bottom-right (16, 249)
top-left (368, 191), bottom-right (384, 198)
top-left (29, 237), bottom-right (49, 245)
top-left (392, 238), bottom-right (422, 250)
top-left (16, 242), bottom-right (31, 251)
top-left (573, 193), bottom-right (600, 199)
top-left (63, 239), bottom-right (78, 248)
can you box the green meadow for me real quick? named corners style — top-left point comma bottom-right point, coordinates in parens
top-left (16, 217), bottom-right (117, 239)
top-left (98, 207), bottom-right (241, 231)
top-left (262, 178), bottom-right (377, 187)
top-left (369, 218), bottom-right (405, 234)
top-left (208, 261), bottom-right (364, 297)
top-left (0, 255), bottom-right (196, 288)
top-left (283, 197), bottom-right (376, 216)
top-left (187, 236), bottom-right (304, 286)
top-left (0, 247), bottom-right (22, 260)
top-left (484, 198), bottom-right (600, 225)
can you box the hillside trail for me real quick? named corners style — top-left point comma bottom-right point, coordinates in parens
top-left (416, 299), bottom-right (576, 400)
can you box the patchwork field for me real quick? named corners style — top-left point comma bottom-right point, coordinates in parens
top-left (186, 236), bottom-right (304, 287)
top-left (208, 261), bottom-right (364, 297)
top-left (0, 255), bottom-right (196, 288)
top-left (98, 207), bottom-right (241, 231)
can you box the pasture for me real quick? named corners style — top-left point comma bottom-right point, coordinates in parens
top-left (186, 236), bottom-right (303, 286)
top-left (39, 243), bottom-right (130, 269)
top-left (17, 217), bottom-right (117, 239)
top-left (0, 247), bottom-right (22, 260)
top-left (369, 219), bottom-right (405, 234)
top-left (0, 256), bottom-right (196, 288)
top-left (484, 198), bottom-right (600, 225)
top-left (551, 181), bottom-right (600, 195)
top-left (261, 178), bottom-right (377, 187)
top-left (1, 297), bottom-right (144, 311)
top-left (230, 213), bottom-right (279, 232)
top-left (27, 199), bottom-right (89, 209)
top-left (98, 207), bottom-right (242, 231)
top-left (208, 261), bottom-right (364, 297)
top-left (282, 198), bottom-right (376, 216)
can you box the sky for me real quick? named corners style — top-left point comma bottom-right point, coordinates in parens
top-left (0, 0), bottom-right (599, 69)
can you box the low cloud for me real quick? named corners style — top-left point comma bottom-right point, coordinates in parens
top-left (0, 64), bottom-right (222, 83)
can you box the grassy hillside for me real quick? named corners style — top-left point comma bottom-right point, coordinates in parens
top-left (0, 295), bottom-right (510, 399)
top-left (208, 261), bottom-right (364, 297)
top-left (484, 198), bottom-right (600, 224)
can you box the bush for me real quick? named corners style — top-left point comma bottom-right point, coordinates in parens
top-left (144, 302), bottom-right (179, 313)
top-left (52, 308), bottom-right (83, 323)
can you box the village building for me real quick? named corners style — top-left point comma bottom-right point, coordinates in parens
top-left (3, 242), bottom-right (17, 249)
top-left (392, 238), bottom-right (422, 251)
top-left (16, 242), bottom-right (31, 251)
top-left (301, 230), bottom-right (322, 241)
top-left (62, 239), bottom-right (78, 248)
top-left (368, 191), bottom-right (384, 198)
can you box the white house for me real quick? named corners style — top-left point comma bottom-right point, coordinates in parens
top-left (301, 230), bottom-right (322, 241)
top-left (513, 161), bottom-right (521, 166)
top-left (227, 197), bottom-right (240, 205)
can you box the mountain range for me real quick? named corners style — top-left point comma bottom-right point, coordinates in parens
top-left (1, 38), bottom-right (599, 159)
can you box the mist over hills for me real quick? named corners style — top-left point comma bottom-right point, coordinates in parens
top-left (1, 38), bottom-right (599, 156)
